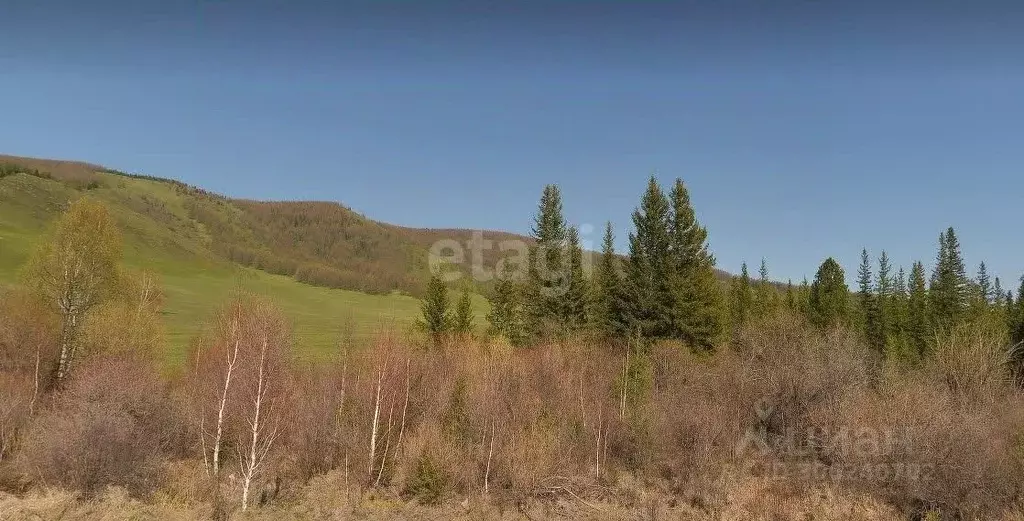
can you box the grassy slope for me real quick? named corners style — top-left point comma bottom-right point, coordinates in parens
top-left (0, 171), bottom-right (487, 366)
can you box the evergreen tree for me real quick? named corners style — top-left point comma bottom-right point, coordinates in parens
top-left (994, 277), bottom-right (1005, 308)
top-left (420, 274), bottom-right (452, 342)
top-left (876, 251), bottom-right (893, 351)
top-left (969, 262), bottom-right (992, 322)
top-left (785, 279), bottom-right (796, 311)
top-left (1007, 291), bottom-right (1017, 341)
top-left (809, 257), bottom-right (848, 329)
top-left (729, 262), bottom-right (753, 327)
top-left (929, 228), bottom-right (968, 332)
top-left (858, 249), bottom-right (883, 350)
top-left (887, 266), bottom-right (912, 361)
top-left (907, 261), bottom-right (930, 358)
top-left (754, 258), bottom-right (777, 318)
top-left (526, 185), bottom-right (567, 337)
top-left (562, 226), bottom-right (588, 331)
top-left (976, 262), bottom-right (992, 304)
top-left (487, 265), bottom-right (528, 346)
top-left (591, 221), bottom-right (626, 338)
top-left (1010, 282), bottom-right (1024, 376)
top-left (623, 176), bottom-right (673, 339)
top-left (666, 178), bottom-right (724, 350)
top-left (452, 285), bottom-right (475, 337)
top-left (798, 277), bottom-right (812, 319)
top-left (1014, 277), bottom-right (1024, 345)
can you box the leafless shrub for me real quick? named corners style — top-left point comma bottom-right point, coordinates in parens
top-left (16, 353), bottom-right (179, 497)
top-left (929, 321), bottom-right (1013, 402)
top-left (0, 289), bottom-right (59, 464)
top-left (4, 303), bottom-right (1024, 517)
top-left (826, 358), bottom-right (1024, 517)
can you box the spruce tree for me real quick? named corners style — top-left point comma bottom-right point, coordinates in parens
top-left (1007, 291), bottom-right (1017, 341)
top-left (666, 178), bottom-right (723, 350)
top-left (526, 185), bottom-right (567, 337)
top-left (976, 262), bottom-right (992, 304)
top-left (452, 285), bottom-right (475, 337)
top-left (487, 265), bottom-right (528, 346)
top-left (809, 257), bottom-right (848, 329)
top-left (785, 279), bottom-right (796, 311)
top-left (1010, 281), bottom-right (1024, 375)
top-left (857, 249), bottom-right (882, 350)
top-left (798, 277), bottom-right (812, 319)
top-left (562, 226), bottom-right (588, 331)
top-left (907, 261), bottom-right (930, 358)
top-left (421, 274), bottom-right (452, 342)
top-left (888, 266), bottom-right (912, 361)
top-left (592, 221), bottom-right (626, 338)
top-left (754, 258), bottom-right (776, 318)
top-left (969, 262), bottom-right (992, 322)
top-left (1014, 277), bottom-right (1024, 345)
top-left (994, 277), bottom-right (1005, 308)
top-left (729, 262), bottom-right (753, 327)
top-left (876, 251), bottom-right (893, 352)
top-left (929, 227), bottom-right (968, 332)
top-left (623, 176), bottom-right (673, 339)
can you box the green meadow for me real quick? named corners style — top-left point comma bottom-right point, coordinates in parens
top-left (0, 172), bottom-right (486, 366)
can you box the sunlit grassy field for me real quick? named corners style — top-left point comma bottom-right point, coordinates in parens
top-left (0, 172), bottom-right (485, 367)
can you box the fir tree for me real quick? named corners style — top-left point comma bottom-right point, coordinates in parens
top-left (876, 251), bottom-right (893, 352)
top-left (562, 226), bottom-right (588, 331)
top-left (809, 257), bottom-right (848, 329)
top-left (798, 277), bottom-right (812, 319)
top-left (1007, 291), bottom-right (1017, 341)
top-left (420, 274), bottom-right (452, 343)
top-left (452, 285), bottom-right (475, 337)
top-left (591, 222), bottom-right (626, 338)
top-left (969, 262), bottom-right (992, 322)
top-left (907, 261), bottom-right (930, 358)
top-left (623, 176), bottom-right (673, 339)
top-left (887, 265), bottom-right (912, 362)
top-left (487, 265), bottom-right (528, 346)
top-left (929, 227), bottom-right (968, 332)
top-left (857, 249), bottom-right (882, 350)
top-left (1014, 277), bottom-right (1024, 345)
top-left (785, 279), bottom-right (796, 311)
top-left (976, 262), bottom-right (992, 304)
top-left (526, 184), bottom-right (567, 337)
top-left (729, 262), bottom-right (753, 327)
top-left (994, 277), bottom-right (1005, 308)
top-left (666, 178), bottom-right (724, 350)
top-left (1010, 281), bottom-right (1024, 375)
top-left (754, 258), bottom-right (777, 318)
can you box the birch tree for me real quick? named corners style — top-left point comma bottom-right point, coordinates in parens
top-left (23, 197), bottom-right (121, 382)
top-left (192, 297), bottom-right (289, 509)
top-left (236, 301), bottom-right (287, 510)
top-left (194, 302), bottom-right (245, 477)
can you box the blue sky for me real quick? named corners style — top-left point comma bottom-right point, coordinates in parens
top-left (2, 0), bottom-right (1023, 286)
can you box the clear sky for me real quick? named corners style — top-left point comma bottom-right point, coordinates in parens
top-left (2, 0), bottom-right (1023, 286)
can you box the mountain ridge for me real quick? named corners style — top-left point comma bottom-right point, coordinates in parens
top-left (1, 153), bottom-right (539, 297)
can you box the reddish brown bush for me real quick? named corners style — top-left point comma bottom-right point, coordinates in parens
top-left (0, 289), bottom-right (59, 465)
top-left (16, 353), bottom-right (180, 497)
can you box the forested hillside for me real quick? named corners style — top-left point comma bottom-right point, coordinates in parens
top-left (0, 154), bottom-right (533, 297)
top-left (0, 154), bottom-right (497, 359)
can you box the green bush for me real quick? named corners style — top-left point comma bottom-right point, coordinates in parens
top-left (403, 453), bottom-right (446, 505)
